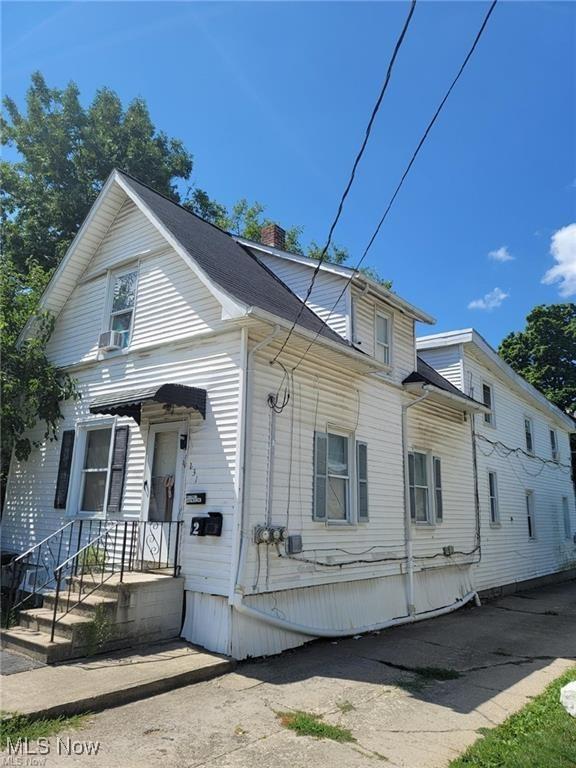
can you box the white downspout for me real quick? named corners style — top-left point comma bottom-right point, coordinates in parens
top-left (401, 389), bottom-right (431, 616)
top-left (230, 325), bottom-right (280, 604)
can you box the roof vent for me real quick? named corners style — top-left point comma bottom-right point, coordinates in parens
top-left (261, 223), bottom-right (286, 250)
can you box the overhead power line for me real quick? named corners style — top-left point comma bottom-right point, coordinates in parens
top-left (291, 0), bottom-right (498, 373)
top-left (271, 0), bottom-right (418, 364)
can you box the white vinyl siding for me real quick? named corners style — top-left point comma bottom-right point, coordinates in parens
top-left (45, 198), bottom-right (223, 368)
top-left (562, 497), bottom-right (571, 540)
top-left (254, 252), bottom-right (349, 338)
top-left (488, 471), bottom-right (499, 524)
top-left (462, 348), bottom-right (575, 591)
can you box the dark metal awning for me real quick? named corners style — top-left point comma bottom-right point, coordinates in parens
top-left (89, 384), bottom-right (207, 423)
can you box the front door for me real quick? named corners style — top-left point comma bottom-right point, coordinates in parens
top-left (142, 422), bottom-right (187, 566)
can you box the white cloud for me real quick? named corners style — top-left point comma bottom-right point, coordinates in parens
top-left (488, 246), bottom-right (514, 262)
top-left (468, 287), bottom-right (509, 311)
top-left (542, 223), bottom-right (576, 297)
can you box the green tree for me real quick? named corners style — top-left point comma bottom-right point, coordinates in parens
top-left (498, 304), bottom-right (576, 415)
top-left (1, 262), bottom-right (78, 502)
top-left (1, 72), bottom-right (195, 274)
top-left (0, 72), bottom-right (389, 500)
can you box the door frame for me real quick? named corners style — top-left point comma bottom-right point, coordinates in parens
top-left (142, 421), bottom-right (188, 522)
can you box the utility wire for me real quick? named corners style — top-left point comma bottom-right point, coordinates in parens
top-left (271, 0), bottom-right (417, 364)
top-left (292, 0), bottom-right (498, 373)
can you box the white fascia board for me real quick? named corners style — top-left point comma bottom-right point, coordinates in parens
top-left (245, 306), bottom-right (387, 373)
top-left (19, 172), bottom-right (121, 343)
top-left (416, 329), bottom-right (474, 350)
top-left (238, 237), bottom-right (435, 325)
top-left (404, 381), bottom-right (490, 415)
top-left (417, 328), bottom-right (574, 432)
top-left (114, 172), bottom-right (246, 320)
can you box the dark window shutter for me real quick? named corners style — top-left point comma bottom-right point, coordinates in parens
top-left (107, 425), bottom-right (129, 515)
top-left (313, 431), bottom-right (327, 521)
top-left (54, 430), bottom-right (75, 509)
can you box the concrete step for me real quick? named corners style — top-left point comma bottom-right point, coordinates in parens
top-left (19, 607), bottom-right (94, 641)
top-left (1, 626), bottom-right (73, 663)
top-left (66, 570), bottom-right (177, 598)
top-left (43, 591), bottom-right (118, 617)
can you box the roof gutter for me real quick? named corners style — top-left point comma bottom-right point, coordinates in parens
top-left (404, 382), bottom-right (491, 415)
top-left (245, 307), bottom-right (387, 373)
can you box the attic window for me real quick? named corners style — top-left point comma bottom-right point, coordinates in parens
top-left (109, 268), bottom-right (138, 348)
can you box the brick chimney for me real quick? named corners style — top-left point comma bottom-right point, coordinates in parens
top-left (261, 223), bottom-right (286, 250)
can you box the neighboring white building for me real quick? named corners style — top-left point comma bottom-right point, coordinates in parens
top-left (2, 170), bottom-right (574, 660)
top-left (417, 329), bottom-right (576, 593)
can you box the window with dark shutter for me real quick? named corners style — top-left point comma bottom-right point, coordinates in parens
top-left (107, 425), bottom-right (129, 515)
top-left (54, 430), bottom-right (75, 509)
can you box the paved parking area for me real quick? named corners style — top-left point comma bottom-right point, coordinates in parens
top-left (6, 580), bottom-right (576, 768)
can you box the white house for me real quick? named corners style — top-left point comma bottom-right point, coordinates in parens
top-left (2, 170), bottom-right (574, 661)
top-left (417, 329), bottom-right (576, 593)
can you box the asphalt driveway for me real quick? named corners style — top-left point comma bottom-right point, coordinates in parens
top-left (12, 579), bottom-right (576, 768)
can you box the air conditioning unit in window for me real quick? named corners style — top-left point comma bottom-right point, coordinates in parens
top-left (98, 330), bottom-right (124, 351)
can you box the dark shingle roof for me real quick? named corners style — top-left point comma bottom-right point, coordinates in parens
top-left (118, 171), bottom-right (347, 347)
top-left (403, 357), bottom-right (482, 405)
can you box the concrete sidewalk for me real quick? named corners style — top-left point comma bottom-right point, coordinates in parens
top-left (14, 579), bottom-right (574, 768)
top-left (0, 640), bottom-right (234, 718)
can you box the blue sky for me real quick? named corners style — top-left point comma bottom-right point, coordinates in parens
top-left (3, 1), bottom-right (575, 346)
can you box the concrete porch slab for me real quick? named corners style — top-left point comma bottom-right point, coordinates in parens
top-left (0, 639), bottom-right (234, 719)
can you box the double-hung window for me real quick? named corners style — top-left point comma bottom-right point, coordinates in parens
top-left (524, 417), bottom-right (534, 454)
top-left (525, 490), bottom-right (535, 539)
top-left (550, 429), bottom-right (559, 462)
top-left (313, 431), bottom-right (368, 523)
top-left (488, 471), bottom-right (499, 524)
top-left (109, 268), bottom-right (138, 348)
top-left (482, 383), bottom-right (494, 425)
top-left (374, 311), bottom-right (391, 366)
top-left (408, 452), bottom-right (443, 524)
top-left (79, 426), bottom-right (113, 514)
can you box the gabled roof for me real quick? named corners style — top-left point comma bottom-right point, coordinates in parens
top-left (116, 171), bottom-right (347, 346)
top-left (236, 235), bottom-right (435, 325)
top-left (25, 169), bottom-right (349, 350)
top-left (403, 357), bottom-right (487, 412)
top-left (416, 328), bottom-right (575, 431)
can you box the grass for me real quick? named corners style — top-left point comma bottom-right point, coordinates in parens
top-left (0, 712), bottom-right (86, 750)
top-left (277, 710), bottom-right (356, 743)
top-left (450, 667), bottom-right (576, 768)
